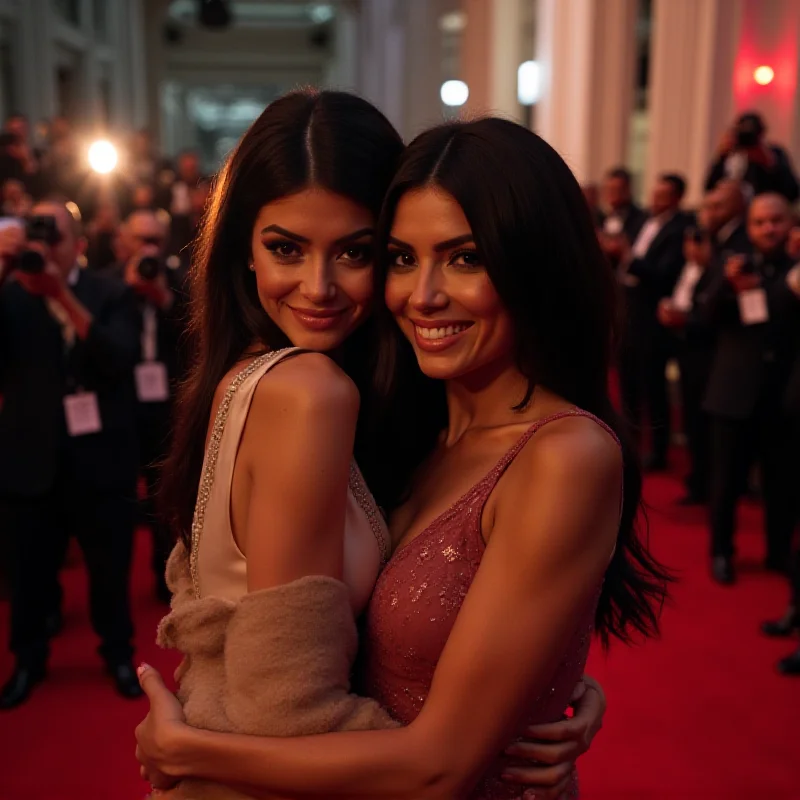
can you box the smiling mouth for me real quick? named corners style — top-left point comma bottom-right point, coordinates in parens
top-left (414, 322), bottom-right (473, 340)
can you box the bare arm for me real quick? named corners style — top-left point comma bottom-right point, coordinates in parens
top-left (236, 351), bottom-right (359, 591)
top-left (146, 416), bottom-right (621, 800)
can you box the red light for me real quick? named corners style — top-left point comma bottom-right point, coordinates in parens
top-left (754, 65), bottom-right (775, 85)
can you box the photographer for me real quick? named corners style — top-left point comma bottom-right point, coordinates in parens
top-left (119, 209), bottom-right (188, 603)
top-left (701, 193), bottom-right (798, 585)
top-left (659, 181), bottom-right (750, 504)
top-left (705, 112), bottom-right (799, 203)
top-left (0, 200), bottom-right (142, 708)
top-left (617, 173), bottom-right (693, 471)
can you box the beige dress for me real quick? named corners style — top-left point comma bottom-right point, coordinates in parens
top-left (156, 348), bottom-right (398, 800)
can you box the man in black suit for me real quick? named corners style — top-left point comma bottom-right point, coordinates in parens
top-left (598, 167), bottom-right (647, 269)
top-left (659, 181), bottom-right (750, 503)
top-left (702, 194), bottom-right (798, 585)
top-left (0, 200), bottom-right (143, 707)
top-left (761, 258), bottom-right (800, 674)
top-left (617, 173), bottom-right (692, 470)
top-left (706, 112), bottom-right (799, 203)
top-left (117, 209), bottom-right (189, 603)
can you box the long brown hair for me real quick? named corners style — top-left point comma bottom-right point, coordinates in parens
top-left (160, 90), bottom-right (404, 549)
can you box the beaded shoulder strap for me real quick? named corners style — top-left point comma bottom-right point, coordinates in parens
top-left (189, 350), bottom-right (290, 597)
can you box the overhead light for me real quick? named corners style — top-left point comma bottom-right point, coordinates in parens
top-left (753, 65), bottom-right (774, 86)
top-left (310, 4), bottom-right (335, 24)
top-left (439, 11), bottom-right (467, 33)
top-left (518, 61), bottom-right (541, 106)
top-left (441, 80), bottom-right (469, 107)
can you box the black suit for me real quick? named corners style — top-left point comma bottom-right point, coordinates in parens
top-left (782, 288), bottom-right (800, 606)
top-left (130, 265), bottom-right (189, 591)
top-left (619, 211), bottom-right (693, 463)
top-left (679, 221), bottom-right (752, 498)
top-left (0, 269), bottom-right (140, 667)
top-left (702, 251), bottom-right (798, 565)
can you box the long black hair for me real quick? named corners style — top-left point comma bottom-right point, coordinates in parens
top-left (373, 118), bottom-right (672, 646)
top-left (161, 89), bottom-right (404, 549)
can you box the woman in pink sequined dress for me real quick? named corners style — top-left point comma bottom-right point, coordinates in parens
top-left (136, 117), bottom-right (670, 799)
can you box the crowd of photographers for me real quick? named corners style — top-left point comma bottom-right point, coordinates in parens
top-left (584, 111), bottom-right (800, 677)
top-left (0, 116), bottom-right (199, 709)
top-left (0, 109), bottom-right (798, 714)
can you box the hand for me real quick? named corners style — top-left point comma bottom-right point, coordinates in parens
top-left (718, 129), bottom-right (736, 158)
top-left (0, 224), bottom-right (24, 284)
top-left (135, 664), bottom-right (188, 789)
top-left (745, 143), bottom-right (776, 168)
top-left (724, 254), bottom-right (761, 293)
top-left (15, 257), bottom-right (68, 299)
top-left (657, 298), bottom-right (686, 328)
top-left (125, 254), bottom-right (174, 310)
top-left (501, 677), bottom-right (606, 799)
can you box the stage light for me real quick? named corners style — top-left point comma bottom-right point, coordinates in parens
top-left (88, 140), bottom-right (118, 174)
top-left (518, 61), bottom-right (541, 106)
top-left (441, 80), bottom-right (469, 107)
top-left (754, 65), bottom-right (774, 86)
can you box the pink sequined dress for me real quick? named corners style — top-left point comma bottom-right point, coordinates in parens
top-left (361, 410), bottom-right (619, 799)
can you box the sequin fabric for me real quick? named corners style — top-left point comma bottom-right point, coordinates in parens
top-left (361, 410), bottom-right (619, 800)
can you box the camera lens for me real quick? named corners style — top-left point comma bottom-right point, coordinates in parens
top-left (137, 256), bottom-right (161, 280)
top-left (18, 249), bottom-right (45, 274)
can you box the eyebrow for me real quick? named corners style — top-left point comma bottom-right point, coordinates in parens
top-left (388, 233), bottom-right (475, 253)
top-left (260, 224), bottom-right (374, 246)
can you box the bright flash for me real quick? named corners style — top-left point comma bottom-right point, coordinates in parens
top-left (88, 140), bottom-right (118, 174)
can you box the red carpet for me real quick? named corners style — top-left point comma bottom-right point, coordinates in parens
top-left (0, 466), bottom-right (797, 800)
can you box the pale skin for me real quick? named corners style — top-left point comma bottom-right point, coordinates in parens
top-left (136, 187), bottom-right (620, 799)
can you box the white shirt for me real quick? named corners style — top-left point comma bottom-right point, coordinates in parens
top-left (671, 262), bottom-right (703, 312)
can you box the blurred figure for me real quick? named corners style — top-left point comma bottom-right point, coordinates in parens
top-left (85, 201), bottom-right (121, 272)
top-left (163, 149), bottom-right (203, 218)
top-left (659, 181), bottom-right (750, 504)
top-left (598, 167), bottom-right (647, 269)
top-left (0, 132), bottom-right (41, 197)
top-left (706, 112), bottom-right (799, 203)
top-left (1, 178), bottom-right (33, 217)
top-left (119, 209), bottom-right (188, 602)
top-left (168, 177), bottom-right (210, 263)
top-left (40, 117), bottom-right (81, 199)
top-left (702, 194), bottom-right (798, 585)
top-left (618, 173), bottom-right (693, 470)
top-left (0, 200), bottom-right (142, 708)
top-left (131, 183), bottom-right (157, 212)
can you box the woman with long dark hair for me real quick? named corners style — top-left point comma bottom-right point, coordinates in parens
top-left (142, 95), bottom-right (607, 800)
top-left (136, 116), bottom-right (669, 798)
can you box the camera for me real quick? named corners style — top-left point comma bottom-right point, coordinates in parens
top-left (734, 115), bottom-right (764, 149)
top-left (16, 215), bottom-right (62, 275)
top-left (137, 255), bottom-right (163, 280)
top-left (688, 227), bottom-right (709, 245)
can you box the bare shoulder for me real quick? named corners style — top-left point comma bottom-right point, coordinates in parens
top-left (254, 350), bottom-right (359, 414)
top-left (498, 413), bottom-right (622, 523)
top-left (248, 351), bottom-right (359, 435)
top-left (522, 413), bottom-right (622, 484)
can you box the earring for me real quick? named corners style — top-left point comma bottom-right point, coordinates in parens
top-left (248, 261), bottom-right (255, 271)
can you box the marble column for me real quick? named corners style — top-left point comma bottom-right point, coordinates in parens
top-left (645, 0), bottom-right (742, 205)
top-left (535, 0), bottom-right (638, 184)
top-left (461, 0), bottom-right (524, 122)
